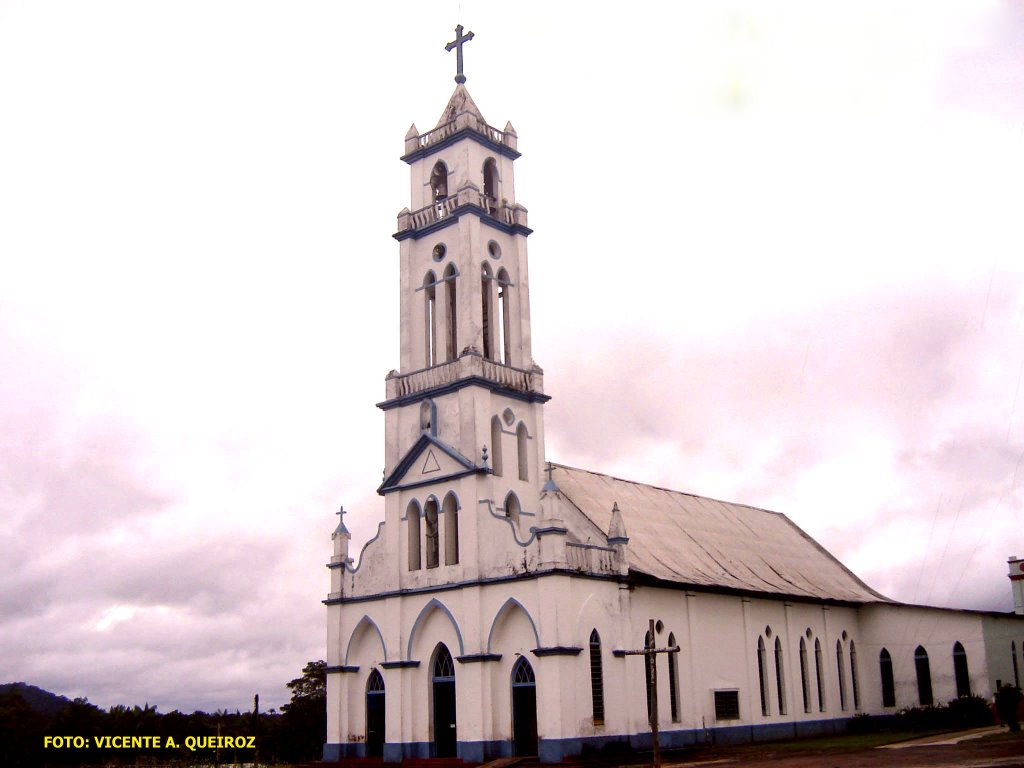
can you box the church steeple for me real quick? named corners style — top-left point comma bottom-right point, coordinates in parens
top-left (376, 31), bottom-right (551, 582)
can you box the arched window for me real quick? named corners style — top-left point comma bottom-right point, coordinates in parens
top-left (952, 641), bottom-right (970, 698)
top-left (483, 157), bottom-right (498, 210)
top-left (504, 491), bottom-right (521, 526)
top-left (589, 630), bottom-right (605, 724)
top-left (481, 263), bottom-right (494, 360)
top-left (433, 643), bottom-right (455, 678)
top-left (424, 497), bottom-right (439, 569)
top-left (443, 492), bottom-right (459, 565)
top-left (644, 630), bottom-right (655, 721)
top-left (512, 656), bottom-right (535, 684)
top-left (430, 161), bottom-right (448, 202)
top-left (915, 646), bottom-right (933, 706)
top-left (836, 640), bottom-right (847, 711)
top-left (879, 648), bottom-right (895, 707)
top-left (799, 637), bottom-right (811, 713)
top-left (423, 271), bottom-right (437, 367)
top-left (516, 422), bottom-right (529, 481)
top-left (407, 501), bottom-right (421, 571)
top-left (757, 636), bottom-right (769, 716)
top-left (443, 263), bottom-right (457, 361)
top-left (814, 638), bottom-right (825, 712)
top-left (497, 267), bottom-right (511, 365)
top-left (774, 636), bottom-right (787, 715)
top-left (490, 415), bottom-right (503, 476)
top-left (1013, 641), bottom-right (1020, 689)
top-left (850, 640), bottom-right (860, 710)
top-left (668, 632), bottom-right (680, 722)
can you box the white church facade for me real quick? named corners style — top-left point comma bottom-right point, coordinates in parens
top-left (324, 31), bottom-right (1024, 764)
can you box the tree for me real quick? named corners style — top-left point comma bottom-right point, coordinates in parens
top-left (280, 660), bottom-right (327, 762)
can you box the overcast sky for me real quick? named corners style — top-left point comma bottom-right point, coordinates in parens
top-left (1, 0), bottom-right (1022, 714)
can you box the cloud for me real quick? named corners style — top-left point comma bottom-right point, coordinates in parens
top-left (543, 275), bottom-right (1024, 610)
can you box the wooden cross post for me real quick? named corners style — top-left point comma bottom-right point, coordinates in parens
top-left (445, 24), bottom-right (475, 84)
top-left (620, 619), bottom-right (680, 768)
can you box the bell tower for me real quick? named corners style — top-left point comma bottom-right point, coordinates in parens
top-left (375, 28), bottom-right (550, 584)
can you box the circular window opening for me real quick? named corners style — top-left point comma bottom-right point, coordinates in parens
top-left (487, 240), bottom-right (501, 259)
top-left (432, 243), bottom-right (447, 262)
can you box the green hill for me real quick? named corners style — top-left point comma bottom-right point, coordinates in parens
top-left (0, 682), bottom-right (71, 715)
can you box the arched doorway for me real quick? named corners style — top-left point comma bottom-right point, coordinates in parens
top-left (510, 656), bottom-right (537, 756)
top-left (431, 644), bottom-right (457, 757)
top-left (365, 669), bottom-right (385, 757)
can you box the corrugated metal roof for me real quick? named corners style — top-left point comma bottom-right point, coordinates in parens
top-left (553, 464), bottom-right (890, 604)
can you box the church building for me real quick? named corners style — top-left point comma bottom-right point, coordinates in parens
top-left (324, 29), bottom-right (1024, 764)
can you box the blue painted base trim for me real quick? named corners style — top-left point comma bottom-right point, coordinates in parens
top-left (324, 718), bottom-right (854, 764)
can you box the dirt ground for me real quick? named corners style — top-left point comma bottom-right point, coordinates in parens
top-left (663, 730), bottom-right (1024, 768)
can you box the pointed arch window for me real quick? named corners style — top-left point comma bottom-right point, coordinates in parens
top-left (814, 638), bottom-right (825, 712)
top-left (879, 648), bottom-right (895, 707)
top-left (836, 640), bottom-right (847, 711)
top-left (497, 267), bottom-right (511, 365)
top-left (407, 501), bottom-right (421, 571)
top-left (516, 422), bottom-right (529, 481)
top-left (668, 632), bottom-right (680, 722)
top-left (1013, 641), bottom-right (1020, 689)
top-left (425, 497), bottom-right (439, 569)
top-left (914, 646), bottom-right (933, 706)
top-left (512, 656), bottom-right (535, 685)
top-left (589, 630), bottom-right (605, 725)
top-left (443, 492), bottom-right (459, 565)
top-left (443, 263), bottom-right (458, 361)
top-left (757, 636), bottom-right (769, 716)
top-left (644, 630), bottom-right (655, 720)
top-left (430, 161), bottom-right (448, 202)
top-left (481, 263), bottom-right (494, 360)
top-left (483, 157), bottom-right (498, 211)
top-left (952, 641), bottom-right (970, 698)
top-left (774, 636), bottom-right (787, 715)
top-left (799, 637), bottom-right (811, 713)
top-left (490, 415), bottom-right (503, 476)
top-left (367, 668), bottom-right (385, 692)
top-left (433, 644), bottom-right (455, 679)
top-left (423, 271), bottom-right (438, 367)
top-left (504, 492), bottom-right (521, 526)
top-left (850, 640), bottom-right (860, 710)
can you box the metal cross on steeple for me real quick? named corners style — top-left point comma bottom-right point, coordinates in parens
top-left (445, 24), bottom-right (475, 84)
top-left (334, 504), bottom-right (349, 536)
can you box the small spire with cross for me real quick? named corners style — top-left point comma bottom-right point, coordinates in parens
top-left (334, 504), bottom-right (350, 537)
top-left (445, 24), bottom-right (475, 84)
top-left (542, 461), bottom-right (559, 493)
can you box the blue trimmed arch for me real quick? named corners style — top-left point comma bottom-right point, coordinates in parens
top-left (486, 597), bottom-right (540, 653)
top-left (407, 598), bottom-right (465, 659)
top-left (344, 614), bottom-right (388, 665)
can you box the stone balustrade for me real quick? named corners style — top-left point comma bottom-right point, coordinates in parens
top-left (566, 543), bottom-right (618, 575)
top-left (385, 354), bottom-right (544, 400)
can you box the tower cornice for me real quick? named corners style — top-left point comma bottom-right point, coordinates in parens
top-left (394, 199), bottom-right (532, 241)
top-left (402, 125), bottom-right (521, 164)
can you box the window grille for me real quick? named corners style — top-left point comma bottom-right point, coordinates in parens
top-left (512, 657), bottom-right (535, 686)
top-left (714, 690), bottom-right (740, 720)
top-left (366, 669), bottom-right (385, 693)
top-left (589, 630), bottom-right (605, 724)
top-left (433, 645), bottom-right (455, 680)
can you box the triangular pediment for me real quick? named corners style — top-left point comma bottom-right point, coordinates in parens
top-left (378, 434), bottom-right (481, 494)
